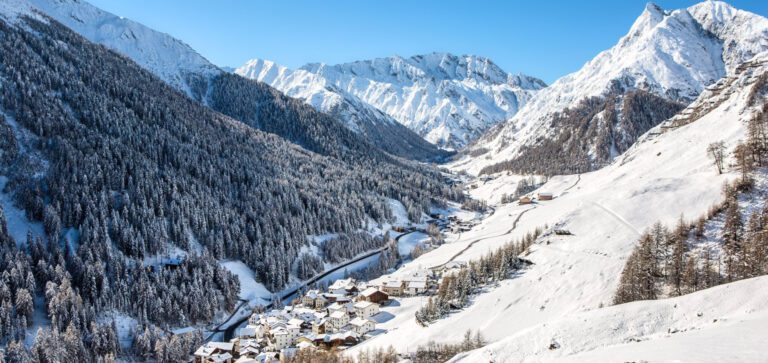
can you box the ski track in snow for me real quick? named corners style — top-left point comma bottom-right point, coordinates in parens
top-left (589, 201), bottom-right (642, 237)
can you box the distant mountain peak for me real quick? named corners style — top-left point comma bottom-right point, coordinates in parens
top-left (281, 53), bottom-right (546, 148)
top-left (9, 0), bottom-right (221, 96)
top-left (461, 0), bottom-right (768, 175)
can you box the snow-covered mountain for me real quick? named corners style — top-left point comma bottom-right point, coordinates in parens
top-left (458, 1), bottom-right (768, 175)
top-left (349, 48), bottom-right (768, 361)
top-left (5, 0), bottom-right (451, 161)
top-left (237, 53), bottom-right (546, 149)
top-left (235, 59), bottom-right (449, 160)
top-left (11, 0), bottom-right (221, 96)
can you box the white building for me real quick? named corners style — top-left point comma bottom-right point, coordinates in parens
top-left (248, 313), bottom-right (260, 326)
top-left (347, 317), bottom-right (375, 336)
top-left (271, 328), bottom-right (291, 350)
top-left (405, 280), bottom-right (427, 295)
top-left (353, 301), bottom-right (379, 319)
top-left (328, 278), bottom-right (357, 295)
top-left (286, 323), bottom-right (301, 341)
top-left (328, 310), bottom-right (349, 332)
top-left (238, 324), bottom-right (265, 339)
top-left (380, 279), bottom-right (404, 296)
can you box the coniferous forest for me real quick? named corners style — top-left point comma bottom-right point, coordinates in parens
top-left (0, 14), bottom-right (461, 361)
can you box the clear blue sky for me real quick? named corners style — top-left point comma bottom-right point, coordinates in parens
top-left (88, 0), bottom-right (767, 84)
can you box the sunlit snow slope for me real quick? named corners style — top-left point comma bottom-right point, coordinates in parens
top-left (23, 0), bottom-right (220, 96)
top-left (350, 52), bottom-right (767, 360)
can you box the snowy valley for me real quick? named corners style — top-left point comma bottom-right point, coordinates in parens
top-left (0, 0), bottom-right (766, 362)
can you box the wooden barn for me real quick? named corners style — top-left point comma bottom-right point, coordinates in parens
top-left (538, 192), bottom-right (553, 201)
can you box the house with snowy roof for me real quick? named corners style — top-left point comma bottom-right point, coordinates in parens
top-left (347, 317), bottom-right (375, 336)
top-left (194, 342), bottom-right (234, 363)
top-left (380, 279), bottom-right (404, 296)
top-left (328, 310), bottom-right (349, 332)
top-left (405, 280), bottom-right (427, 295)
top-left (237, 325), bottom-right (265, 339)
top-left (312, 319), bottom-right (327, 334)
top-left (353, 301), bottom-right (379, 319)
top-left (301, 289), bottom-right (328, 309)
top-left (270, 327), bottom-right (292, 350)
top-left (357, 287), bottom-right (389, 304)
top-left (328, 278), bottom-right (358, 295)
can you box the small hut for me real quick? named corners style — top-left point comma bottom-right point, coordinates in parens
top-left (538, 192), bottom-right (553, 201)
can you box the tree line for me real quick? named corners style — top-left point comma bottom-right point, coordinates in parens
top-left (615, 100), bottom-right (768, 304)
top-left (480, 87), bottom-right (684, 176)
top-left (416, 227), bottom-right (542, 324)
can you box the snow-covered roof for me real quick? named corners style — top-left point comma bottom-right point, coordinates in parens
top-left (329, 311), bottom-right (348, 319)
top-left (296, 341), bottom-right (314, 349)
top-left (403, 275), bottom-right (428, 283)
top-left (354, 301), bottom-right (375, 309)
top-left (327, 302), bottom-right (346, 310)
top-left (238, 326), bottom-right (258, 337)
top-left (209, 353), bottom-right (233, 363)
top-left (359, 287), bottom-right (383, 297)
top-left (194, 342), bottom-right (234, 357)
top-left (407, 280), bottom-right (427, 289)
top-left (382, 279), bottom-right (403, 288)
top-left (349, 317), bottom-right (373, 327)
top-left (328, 278), bottom-right (356, 290)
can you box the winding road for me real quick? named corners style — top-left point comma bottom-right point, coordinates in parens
top-left (430, 206), bottom-right (536, 270)
top-left (560, 174), bottom-right (582, 195)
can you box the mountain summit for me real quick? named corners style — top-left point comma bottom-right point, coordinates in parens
top-left (460, 1), bottom-right (768, 175)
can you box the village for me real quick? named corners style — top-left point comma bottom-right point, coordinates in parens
top-left (192, 271), bottom-right (441, 363)
top-left (190, 179), bottom-right (560, 363)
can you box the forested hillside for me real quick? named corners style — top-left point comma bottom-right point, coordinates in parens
top-left (0, 13), bottom-right (459, 361)
top-left (479, 88), bottom-right (685, 175)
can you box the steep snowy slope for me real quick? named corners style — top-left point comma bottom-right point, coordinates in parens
top-left (459, 1), bottom-right (768, 175)
top-left (451, 276), bottom-right (768, 362)
top-left (235, 59), bottom-right (449, 161)
top-left (22, 0), bottom-right (220, 95)
top-left (239, 53), bottom-right (546, 149)
top-left (349, 52), bottom-right (767, 357)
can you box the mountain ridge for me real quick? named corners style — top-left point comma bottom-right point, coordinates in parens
top-left (457, 0), bottom-right (768, 175)
top-left (238, 52), bottom-right (546, 149)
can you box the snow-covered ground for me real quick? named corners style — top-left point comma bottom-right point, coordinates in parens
top-left (396, 232), bottom-right (428, 257)
top-left (99, 312), bottom-right (138, 350)
top-left (220, 260), bottom-right (272, 305)
top-left (0, 176), bottom-right (45, 246)
top-left (451, 276), bottom-right (768, 362)
top-left (349, 53), bottom-right (766, 357)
